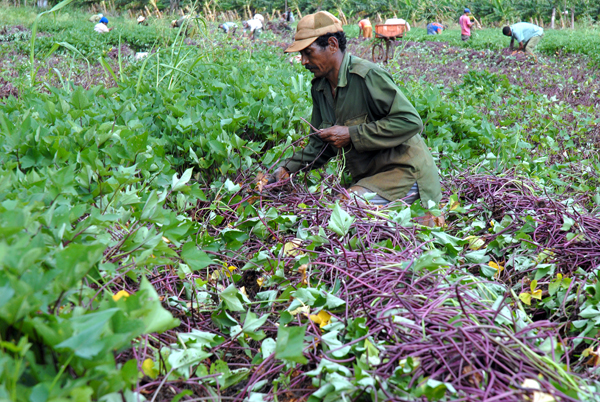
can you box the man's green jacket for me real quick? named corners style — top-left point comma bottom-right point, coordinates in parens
top-left (281, 52), bottom-right (442, 206)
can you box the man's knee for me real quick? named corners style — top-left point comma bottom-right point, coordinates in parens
top-left (341, 184), bottom-right (420, 206)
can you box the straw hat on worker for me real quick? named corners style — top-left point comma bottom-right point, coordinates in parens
top-left (284, 10), bottom-right (343, 53)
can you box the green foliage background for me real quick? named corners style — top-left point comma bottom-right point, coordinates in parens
top-left (62, 0), bottom-right (600, 24)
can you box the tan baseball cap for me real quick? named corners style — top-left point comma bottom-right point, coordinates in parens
top-left (284, 11), bottom-right (343, 53)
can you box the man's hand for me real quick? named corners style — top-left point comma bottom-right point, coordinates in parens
top-left (319, 125), bottom-right (351, 148)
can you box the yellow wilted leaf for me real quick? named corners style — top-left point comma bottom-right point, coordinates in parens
top-left (537, 249), bottom-right (555, 264)
top-left (257, 277), bottom-right (265, 287)
top-left (254, 172), bottom-right (269, 193)
top-left (162, 236), bottom-right (171, 243)
top-left (521, 378), bottom-right (555, 402)
top-left (519, 292), bottom-right (532, 306)
top-left (462, 364), bottom-right (483, 387)
top-left (298, 264), bottom-right (308, 285)
top-left (532, 391), bottom-right (556, 402)
top-left (309, 310), bottom-right (332, 328)
top-left (530, 280), bottom-right (538, 293)
top-left (466, 236), bottom-right (485, 250)
top-left (584, 346), bottom-right (600, 366)
top-left (450, 199), bottom-right (460, 210)
top-left (142, 358), bottom-right (158, 379)
top-left (531, 289), bottom-right (543, 300)
top-left (112, 290), bottom-right (130, 301)
top-left (522, 378), bottom-right (539, 389)
top-left (489, 261), bottom-right (504, 277)
top-left (289, 305), bottom-right (310, 316)
top-left (224, 265), bottom-right (237, 277)
top-left (284, 238), bottom-right (303, 257)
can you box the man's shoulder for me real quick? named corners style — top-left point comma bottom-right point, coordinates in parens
top-left (348, 55), bottom-right (382, 79)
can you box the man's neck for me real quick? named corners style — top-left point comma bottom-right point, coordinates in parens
top-left (325, 52), bottom-right (345, 95)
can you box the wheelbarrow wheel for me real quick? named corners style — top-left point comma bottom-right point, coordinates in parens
top-left (372, 42), bottom-right (385, 63)
top-left (386, 39), bottom-right (396, 62)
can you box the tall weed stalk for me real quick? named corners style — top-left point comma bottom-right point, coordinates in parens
top-left (29, 0), bottom-right (75, 87)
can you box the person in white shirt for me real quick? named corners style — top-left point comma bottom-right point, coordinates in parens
top-left (243, 18), bottom-right (263, 39)
top-left (282, 10), bottom-right (295, 22)
top-left (384, 16), bottom-right (410, 31)
top-left (94, 17), bottom-right (113, 34)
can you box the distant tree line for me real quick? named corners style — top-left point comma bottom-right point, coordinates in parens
top-left (13, 0), bottom-right (600, 25)
top-left (261, 0), bottom-right (599, 26)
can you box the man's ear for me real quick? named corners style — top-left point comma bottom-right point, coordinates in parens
top-left (328, 37), bottom-right (339, 53)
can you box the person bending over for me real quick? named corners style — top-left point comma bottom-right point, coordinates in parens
top-left (502, 22), bottom-right (544, 62)
top-left (265, 11), bottom-right (442, 211)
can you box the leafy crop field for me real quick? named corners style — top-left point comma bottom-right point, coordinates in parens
top-left (1, 6), bottom-right (600, 402)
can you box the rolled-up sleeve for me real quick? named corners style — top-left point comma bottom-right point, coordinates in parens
top-left (348, 69), bottom-right (423, 152)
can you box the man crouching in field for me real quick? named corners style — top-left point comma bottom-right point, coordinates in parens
top-left (265, 11), bottom-right (442, 211)
top-left (503, 22), bottom-right (544, 62)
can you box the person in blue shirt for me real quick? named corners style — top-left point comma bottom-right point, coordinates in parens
top-left (218, 22), bottom-right (237, 34)
top-left (502, 22), bottom-right (544, 61)
top-left (426, 22), bottom-right (445, 35)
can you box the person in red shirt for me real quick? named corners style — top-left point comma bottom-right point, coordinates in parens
top-left (459, 8), bottom-right (473, 41)
top-left (358, 18), bottom-right (372, 39)
top-left (427, 22), bottom-right (445, 35)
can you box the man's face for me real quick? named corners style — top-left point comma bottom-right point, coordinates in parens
top-left (300, 42), bottom-right (334, 79)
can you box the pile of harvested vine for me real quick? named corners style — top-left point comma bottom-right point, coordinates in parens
top-left (108, 170), bottom-right (600, 401)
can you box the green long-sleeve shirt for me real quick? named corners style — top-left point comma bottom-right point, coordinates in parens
top-left (281, 52), bottom-right (442, 206)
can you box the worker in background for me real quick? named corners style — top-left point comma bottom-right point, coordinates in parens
top-left (358, 17), bottom-right (372, 39)
top-left (218, 22), bottom-right (238, 34)
top-left (265, 11), bottom-right (442, 216)
top-left (276, 10), bottom-right (294, 31)
top-left (171, 15), bottom-right (199, 37)
top-left (459, 8), bottom-right (473, 41)
top-left (384, 15), bottom-right (410, 31)
top-left (503, 22), bottom-right (544, 62)
top-left (171, 15), bottom-right (190, 28)
top-left (282, 10), bottom-right (295, 22)
top-left (427, 22), bottom-right (445, 35)
top-left (243, 17), bottom-right (263, 40)
top-left (253, 14), bottom-right (265, 24)
top-left (89, 13), bottom-right (103, 23)
top-left (94, 17), bottom-right (113, 33)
